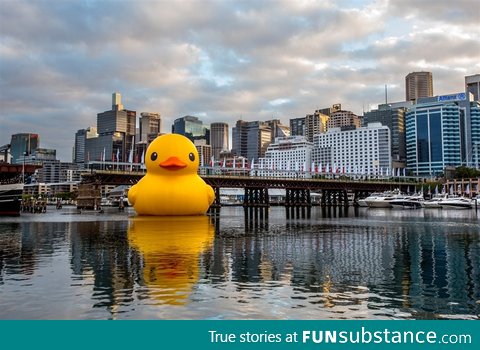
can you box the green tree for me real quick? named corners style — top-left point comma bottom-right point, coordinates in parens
top-left (455, 166), bottom-right (480, 179)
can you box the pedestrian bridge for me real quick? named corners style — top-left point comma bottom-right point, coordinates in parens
top-left (80, 167), bottom-right (421, 210)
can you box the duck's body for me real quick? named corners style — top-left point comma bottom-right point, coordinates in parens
top-left (128, 134), bottom-right (215, 216)
top-left (129, 173), bottom-right (214, 216)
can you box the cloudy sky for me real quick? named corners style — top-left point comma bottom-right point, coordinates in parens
top-left (1, 0), bottom-right (479, 161)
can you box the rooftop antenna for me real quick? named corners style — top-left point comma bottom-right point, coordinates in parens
top-left (385, 84), bottom-right (388, 105)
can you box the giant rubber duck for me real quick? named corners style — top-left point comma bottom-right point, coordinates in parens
top-left (128, 134), bottom-right (215, 215)
top-left (128, 216), bottom-right (214, 305)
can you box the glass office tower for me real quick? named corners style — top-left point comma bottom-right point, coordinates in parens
top-left (406, 94), bottom-right (465, 176)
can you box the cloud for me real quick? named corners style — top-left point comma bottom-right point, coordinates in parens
top-left (0, 0), bottom-right (478, 160)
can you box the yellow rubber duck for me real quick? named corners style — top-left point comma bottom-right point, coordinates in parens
top-left (128, 134), bottom-right (215, 215)
top-left (128, 216), bottom-right (214, 305)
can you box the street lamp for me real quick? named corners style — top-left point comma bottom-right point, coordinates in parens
top-left (22, 151), bottom-right (26, 183)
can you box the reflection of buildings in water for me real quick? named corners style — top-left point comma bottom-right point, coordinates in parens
top-left (127, 216), bottom-right (214, 305)
top-left (207, 221), bottom-right (480, 315)
top-left (445, 234), bottom-right (479, 310)
top-left (3, 210), bottom-right (477, 318)
top-left (0, 222), bottom-right (73, 279)
top-left (391, 227), bottom-right (480, 316)
top-left (208, 224), bottom-right (397, 286)
top-left (69, 220), bottom-right (137, 316)
top-left (0, 223), bottom-right (23, 282)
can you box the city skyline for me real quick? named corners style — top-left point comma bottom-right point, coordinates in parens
top-left (1, 0), bottom-right (479, 161)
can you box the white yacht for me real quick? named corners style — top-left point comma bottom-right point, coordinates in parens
top-left (438, 196), bottom-right (473, 209)
top-left (390, 194), bottom-right (425, 209)
top-left (424, 194), bottom-right (448, 208)
top-left (365, 190), bottom-right (405, 208)
top-left (357, 198), bottom-right (369, 207)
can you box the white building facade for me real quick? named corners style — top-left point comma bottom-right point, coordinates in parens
top-left (258, 136), bottom-right (313, 178)
top-left (312, 123), bottom-right (392, 176)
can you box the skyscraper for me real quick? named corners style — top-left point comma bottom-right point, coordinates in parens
top-left (405, 71), bottom-right (433, 102)
top-left (246, 121), bottom-right (272, 160)
top-left (10, 133), bottom-right (39, 163)
top-left (465, 74), bottom-right (480, 101)
top-left (363, 102), bottom-right (411, 162)
top-left (471, 101), bottom-right (480, 168)
top-left (172, 116), bottom-right (209, 144)
top-left (210, 122), bottom-right (229, 159)
top-left (231, 120), bottom-right (249, 157)
top-left (305, 111), bottom-right (328, 142)
top-left (317, 103), bottom-right (342, 117)
top-left (231, 120), bottom-right (272, 160)
top-left (85, 92), bottom-right (136, 164)
top-left (139, 112), bottom-right (161, 142)
top-left (289, 117), bottom-right (305, 136)
top-left (266, 119), bottom-right (290, 140)
top-left (74, 127), bottom-right (97, 165)
top-left (326, 110), bottom-right (361, 129)
top-left (406, 93), bottom-right (466, 176)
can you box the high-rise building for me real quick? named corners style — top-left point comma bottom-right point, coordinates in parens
top-left (305, 111), bottom-right (328, 142)
top-left (266, 119), bottom-right (290, 140)
top-left (194, 140), bottom-right (212, 167)
top-left (139, 112), bottom-right (161, 143)
top-left (85, 93), bottom-right (136, 164)
top-left (290, 117), bottom-right (305, 136)
top-left (172, 116), bottom-right (209, 144)
top-left (317, 104), bottom-right (342, 117)
top-left (112, 92), bottom-right (123, 110)
top-left (232, 119), bottom-right (290, 160)
top-left (363, 102), bottom-right (412, 162)
top-left (231, 120), bottom-right (249, 157)
top-left (405, 71), bottom-right (433, 102)
top-left (210, 122), bottom-right (229, 160)
top-left (10, 133), bottom-right (39, 164)
top-left (74, 127), bottom-right (97, 165)
top-left (247, 121), bottom-right (272, 160)
top-left (312, 123), bottom-right (391, 176)
top-left (471, 101), bottom-right (480, 168)
top-left (326, 110), bottom-right (361, 130)
top-left (465, 74), bottom-right (480, 101)
top-left (405, 93), bottom-right (468, 176)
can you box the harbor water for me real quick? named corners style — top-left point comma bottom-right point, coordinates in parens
top-left (0, 206), bottom-right (479, 320)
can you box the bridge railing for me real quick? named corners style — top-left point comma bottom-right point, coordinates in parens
top-left (81, 162), bottom-right (424, 184)
top-left (198, 166), bottom-right (423, 184)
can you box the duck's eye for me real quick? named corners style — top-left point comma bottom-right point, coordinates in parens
top-left (189, 152), bottom-right (195, 162)
top-left (150, 152), bottom-right (158, 161)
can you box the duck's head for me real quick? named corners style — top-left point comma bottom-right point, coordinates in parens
top-left (146, 134), bottom-right (199, 175)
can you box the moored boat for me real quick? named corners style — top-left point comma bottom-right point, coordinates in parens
top-left (390, 194), bottom-right (425, 209)
top-left (0, 183), bottom-right (24, 216)
top-left (438, 196), bottom-right (472, 209)
top-left (357, 198), bottom-right (369, 207)
top-left (365, 190), bottom-right (405, 208)
top-left (424, 194), bottom-right (448, 208)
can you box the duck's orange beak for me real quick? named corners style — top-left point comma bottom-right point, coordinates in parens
top-left (159, 156), bottom-right (187, 170)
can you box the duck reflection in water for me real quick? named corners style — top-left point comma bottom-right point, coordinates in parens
top-left (128, 216), bottom-right (214, 305)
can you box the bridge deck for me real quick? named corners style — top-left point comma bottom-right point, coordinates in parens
top-left (80, 169), bottom-right (420, 192)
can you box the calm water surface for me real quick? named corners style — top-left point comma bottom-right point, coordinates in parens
top-left (0, 206), bottom-right (479, 320)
